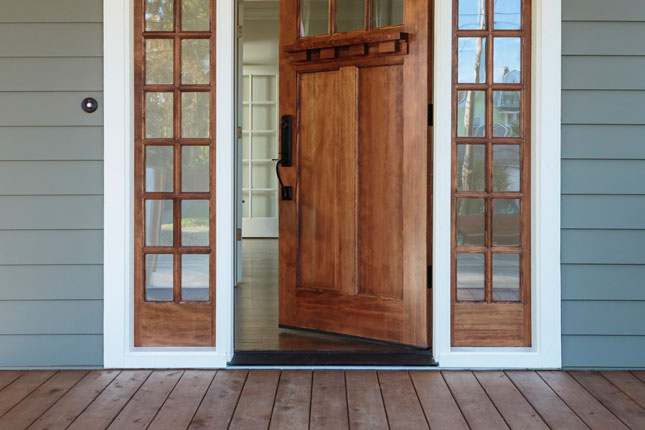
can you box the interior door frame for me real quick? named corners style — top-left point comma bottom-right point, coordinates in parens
top-left (103, 0), bottom-right (562, 369)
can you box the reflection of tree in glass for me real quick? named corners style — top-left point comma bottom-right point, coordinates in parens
top-left (182, 39), bottom-right (210, 84)
top-left (182, 93), bottom-right (210, 138)
top-left (146, 39), bottom-right (173, 84)
top-left (460, 0), bottom-right (485, 188)
top-left (146, 93), bottom-right (173, 138)
top-left (182, 0), bottom-right (210, 31)
top-left (146, 0), bottom-right (173, 31)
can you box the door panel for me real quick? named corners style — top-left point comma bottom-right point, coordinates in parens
top-left (279, 0), bottom-right (429, 347)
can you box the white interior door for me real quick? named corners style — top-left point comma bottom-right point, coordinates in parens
top-left (241, 65), bottom-right (279, 238)
top-left (235, 0), bottom-right (244, 282)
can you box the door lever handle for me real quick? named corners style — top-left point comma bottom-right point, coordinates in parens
top-left (277, 115), bottom-right (294, 200)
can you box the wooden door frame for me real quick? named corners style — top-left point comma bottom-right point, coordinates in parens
top-left (102, 0), bottom-right (562, 369)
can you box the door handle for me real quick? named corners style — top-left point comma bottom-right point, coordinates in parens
top-left (276, 115), bottom-right (293, 200)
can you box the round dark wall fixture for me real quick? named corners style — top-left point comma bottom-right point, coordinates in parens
top-left (82, 97), bottom-right (99, 113)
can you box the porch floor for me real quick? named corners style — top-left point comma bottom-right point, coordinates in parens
top-left (0, 370), bottom-right (643, 429)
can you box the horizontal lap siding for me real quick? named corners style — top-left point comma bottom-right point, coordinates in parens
top-left (0, 0), bottom-right (103, 367)
top-left (562, 0), bottom-right (645, 368)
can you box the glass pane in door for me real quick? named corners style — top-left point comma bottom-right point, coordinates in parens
top-left (336, 0), bottom-right (365, 33)
top-left (181, 39), bottom-right (210, 84)
top-left (300, 0), bottom-right (329, 36)
top-left (182, 0), bottom-right (210, 31)
top-left (146, 0), bottom-right (174, 31)
top-left (372, 0), bottom-right (403, 28)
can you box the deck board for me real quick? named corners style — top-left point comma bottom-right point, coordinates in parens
top-left (28, 370), bottom-right (119, 430)
top-left (0, 369), bottom-right (639, 429)
top-left (442, 371), bottom-right (510, 430)
top-left (410, 371), bottom-right (469, 430)
top-left (538, 370), bottom-right (629, 429)
top-left (475, 371), bottom-right (549, 430)
top-left (378, 371), bottom-right (429, 430)
top-left (0, 370), bottom-right (86, 429)
top-left (67, 370), bottom-right (151, 430)
top-left (570, 370), bottom-right (645, 429)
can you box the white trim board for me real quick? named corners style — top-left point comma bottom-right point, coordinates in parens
top-left (103, 0), bottom-right (562, 369)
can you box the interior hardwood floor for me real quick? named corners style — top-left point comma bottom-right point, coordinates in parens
top-left (235, 239), bottom-right (418, 352)
top-left (0, 369), bottom-right (643, 429)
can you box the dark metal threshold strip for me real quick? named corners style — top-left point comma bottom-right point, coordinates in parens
top-left (229, 350), bottom-right (438, 367)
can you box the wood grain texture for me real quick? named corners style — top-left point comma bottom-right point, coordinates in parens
top-left (442, 371), bottom-right (509, 430)
top-left (310, 370), bottom-right (349, 430)
top-left (229, 370), bottom-right (280, 429)
top-left (67, 370), bottom-right (151, 430)
top-left (148, 371), bottom-right (215, 430)
top-left (377, 371), bottom-right (428, 430)
top-left (601, 370), bottom-right (645, 408)
top-left (538, 370), bottom-right (629, 429)
top-left (474, 371), bottom-right (548, 430)
top-left (0, 371), bottom-right (56, 417)
top-left (345, 371), bottom-right (388, 430)
top-left (269, 370), bottom-right (312, 430)
top-left (506, 371), bottom-right (588, 430)
top-left (29, 370), bottom-right (120, 430)
top-left (569, 370), bottom-right (645, 429)
top-left (0, 370), bottom-right (87, 429)
top-left (107, 370), bottom-right (183, 430)
top-left (189, 370), bottom-right (248, 430)
top-left (410, 371), bottom-right (469, 430)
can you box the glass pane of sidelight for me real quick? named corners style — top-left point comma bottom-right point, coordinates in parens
top-left (493, 145), bottom-right (520, 191)
top-left (181, 146), bottom-right (209, 192)
top-left (145, 254), bottom-right (173, 301)
top-left (494, 0), bottom-right (521, 29)
top-left (251, 133), bottom-right (278, 160)
top-left (336, 0), bottom-right (365, 33)
top-left (493, 198), bottom-right (520, 246)
top-left (182, 254), bottom-right (210, 301)
top-left (494, 38), bottom-right (521, 83)
top-left (493, 253), bottom-right (520, 301)
top-left (457, 199), bottom-right (485, 246)
top-left (459, 0), bottom-right (486, 30)
top-left (242, 162), bottom-right (250, 189)
top-left (145, 0), bottom-right (173, 31)
top-left (457, 91), bottom-right (486, 137)
top-left (146, 92), bottom-right (174, 139)
top-left (145, 146), bottom-right (173, 192)
top-left (457, 253), bottom-right (485, 301)
top-left (251, 76), bottom-right (277, 102)
top-left (181, 200), bottom-right (209, 246)
top-left (242, 104), bottom-right (250, 131)
top-left (145, 199), bottom-right (173, 246)
top-left (146, 39), bottom-right (173, 85)
top-left (252, 104), bottom-right (277, 131)
top-left (182, 0), bottom-right (210, 31)
top-left (457, 144), bottom-right (485, 191)
top-left (242, 191), bottom-right (250, 218)
top-left (242, 133), bottom-right (250, 159)
top-left (300, 0), bottom-right (329, 36)
top-left (457, 38), bottom-right (486, 84)
top-left (181, 39), bottom-right (210, 85)
top-left (242, 76), bottom-right (250, 101)
top-left (372, 0), bottom-right (403, 28)
top-left (493, 91), bottom-right (520, 137)
top-left (181, 92), bottom-right (210, 138)
top-left (252, 161), bottom-right (276, 188)
top-left (252, 191), bottom-right (278, 218)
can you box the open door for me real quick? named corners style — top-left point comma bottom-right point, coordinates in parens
top-left (278, 0), bottom-right (430, 347)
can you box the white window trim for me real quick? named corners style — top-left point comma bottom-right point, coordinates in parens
top-left (432, 0), bottom-right (562, 368)
top-left (104, 0), bottom-right (561, 369)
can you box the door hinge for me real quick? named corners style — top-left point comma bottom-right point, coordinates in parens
top-left (427, 265), bottom-right (432, 289)
top-left (236, 24), bottom-right (244, 39)
top-left (428, 103), bottom-right (433, 127)
top-left (237, 126), bottom-right (242, 140)
top-left (236, 228), bottom-right (242, 241)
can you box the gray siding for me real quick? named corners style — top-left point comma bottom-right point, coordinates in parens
top-left (0, 0), bottom-right (103, 367)
top-left (562, 0), bottom-right (645, 368)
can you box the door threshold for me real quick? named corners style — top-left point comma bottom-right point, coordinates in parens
top-left (229, 350), bottom-right (437, 367)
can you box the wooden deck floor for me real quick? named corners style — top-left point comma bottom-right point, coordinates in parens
top-left (0, 370), bottom-right (643, 429)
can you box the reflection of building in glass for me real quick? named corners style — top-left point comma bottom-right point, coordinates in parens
top-left (493, 68), bottom-right (520, 137)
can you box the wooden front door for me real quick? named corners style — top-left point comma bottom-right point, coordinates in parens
top-left (278, 0), bottom-right (430, 347)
